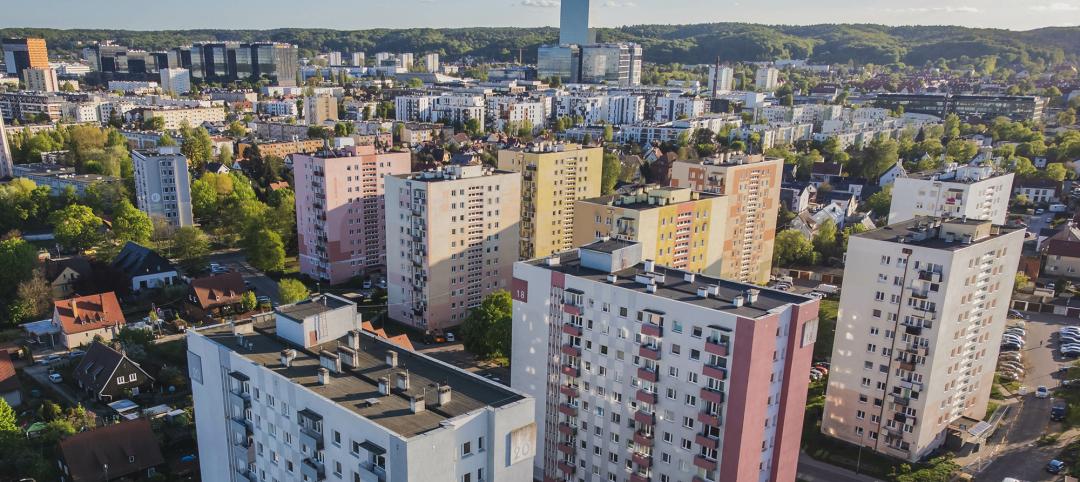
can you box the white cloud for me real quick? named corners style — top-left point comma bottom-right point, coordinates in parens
top-left (886, 6), bottom-right (981, 13)
top-left (520, 0), bottom-right (560, 7)
top-left (1029, 2), bottom-right (1080, 11)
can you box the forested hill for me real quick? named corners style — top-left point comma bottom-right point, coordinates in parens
top-left (2, 23), bottom-right (1078, 68)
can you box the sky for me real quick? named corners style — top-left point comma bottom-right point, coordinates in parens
top-left (1, 0), bottom-right (1078, 31)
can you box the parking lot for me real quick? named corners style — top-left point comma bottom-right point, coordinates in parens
top-left (976, 311), bottom-right (1080, 481)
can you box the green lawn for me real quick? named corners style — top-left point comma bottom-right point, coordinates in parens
top-left (814, 299), bottom-right (838, 362)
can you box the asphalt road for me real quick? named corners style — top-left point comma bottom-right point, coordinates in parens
top-left (796, 453), bottom-right (882, 482)
top-left (976, 312), bottom-right (1076, 481)
top-left (207, 252), bottom-right (281, 303)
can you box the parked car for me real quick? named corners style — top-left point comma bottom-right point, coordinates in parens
top-left (446, 332), bottom-right (456, 343)
top-left (67, 349), bottom-right (85, 359)
top-left (362, 279), bottom-right (373, 290)
top-left (999, 351), bottom-right (1022, 361)
top-left (39, 354), bottom-right (62, 365)
top-left (1009, 310), bottom-right (1028, 320)
top-left (1052, 399), bottom-right (1068, 421)
top-left (1004, 327), bottom-right (1027, 336)
top-left (1036, 386), bottom-right (1051, 398)
top-left (1047, 459), bottom-right (1065, 474)
top-left (807, 292), bottom-right (826, 299)
top-left (999, 361), bottom-right (1024, 372)
top-left (999, 371), bottom-right (1021, 381)
top-left (815, 284), bottom-right (839, 294)
top-left (1001, 343), bottom-right (1022, 352)
top-left (48, 373), bottom-right (62, 383)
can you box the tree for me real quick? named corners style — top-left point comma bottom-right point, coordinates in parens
top-left (244, 228), bottom-right (286, 272)
top-left (601, 153), bottom-right (621, 195)
top-left (0, 398), bottom-right (17, 433)
top-left (460, 290), bottom-right (512, 359)
top-left (864, 185), bottom-right (892, 220)
top-left (171, 227), bottom-right (210, 271)
top-left (241, 291), bottom-right (258, 312)
top-left (602, 124), bottom-right (614, 143)
top-left (51, 204), bottom-right (104, 252)
top-left (279, 278), bottom-right (309, 304)
top-left (1015, 272), bottom-right (1030, 291)
top-left (1044, 162), bottom-right (1068, 182)
top-left (12, 270), bottom-right (52, 324)
top-left (157, 133), bottom-right (177, 147)
top-left (111, 199), bottom-right (153, 244)
top-left (144, 116), bottom-right (166, 131)
top-left (226, 121), bottom-right (248, 138)
top-left (773, 230), bottom-right (814, 267)
top-left (943, 113), bottom-right (961, 140)
top-left (1058, 109), bottom-right (1077, 127)
top-left (180, 126), bottom-right (214, 169)
top-left (812, 218), bottom-right (839, 261)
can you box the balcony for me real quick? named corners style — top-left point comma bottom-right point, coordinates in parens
top-left (696, 433), bottom-right (720, 450)
top-left (636, 389), bottom-right (658, 404)
top-left (703, 364), bottom-right (727, 381)
top-left (700, 387), bottom-right (725, 405)
top-left (557, 461), bottom-right (577, 475)
top-left (301, 458), bottom-right (326, 481)
top-left (704, 339), bottom-right (728, 357)
top-left (700, 409), bottom-right (724, 425)
top-left (637, 366), bottom-right (659, 383)
top-left (557, 423), bottom-right (577, 436)
top-left (559, 385), bottom-right (579, 398)
top-left (557, 403), bottom-right (578, 417)
top-left (898, 361), bottom-right (916, 372)
top-left (557, 442), bottom-right (575, 456)
top-left (634, 410), bottom-right (656, 425)
top-left (561, 323), bottom-right (583, 337)
top-left (639, 344), bottom-right (661, 361)
top-left (632, 452), bottom-right (653, 468)
top-left (562, 304), bottom-right (582, 316)
top-left (892, 394), bottom-right (910, 407)
top-left (693, 454), bottom-right (718, 471)
top-left (560, 364), bottom-right (580, 378)
top-left (641, 322), bottom-right (663, 338)
top-left (634, 431), bottom-right (654, 447)
top-left (561, 344), bottom-right (582, 357)
top-left (918, 270), bottom-right (942, 283)
top-left (630, 474), bottom-right (650, 482)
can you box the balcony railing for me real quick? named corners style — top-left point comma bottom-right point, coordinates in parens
top-left (700, 387), bottom-right (725, 405)
top-left (633, 431), bottom-right (654, 447)
top-left (703, 364), bottom-right (727, 381)
top-left (695, 433), bottom-right (720, 450)
top-left (641, 322), bottom-right (663, 338)
top-left (636, 389), bottom-right (658, 405)
top-left (639, 344), bottom-right (661, 361)
top-left (632, 452), bottom-right (653, 469)
top-left (634, 410), bottom-right (656, 425)
top-left (637, 366), bottom-right (659, 383)
top-left (704, 339), bottom-right (728, 357)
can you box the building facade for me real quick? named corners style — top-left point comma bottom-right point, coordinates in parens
top-left (132, 147), bottom-right (194, 227)
top-left (511, 239), bottom-right (820, 482)
top-left (2, 38), bottom-right (49, 78)
top-left (0, 114), bottom-right (12, 179)
top-left (293, 145), bottom-right (411, 284)
top-left (141, 106), bottom-right (227, 130)
top-left (888, 165), bottom-right (1013, 226)
top-left (670, 154), bottom-right (782, 284)
top-left (304, 94), bottom-right (338, 125)
top-left (821, 218), bottom-right (1024, 462)
top-left (385, 165), bottom-right (522, 331)
top-left (160, 68), bottom-right (192, 95)
top-left (187, 295), bottom-right (537, 482)
top-left (754, 67), bottom-right (779, 91)
top-left (23, 67), bottom-right (59, 92)
top-left (573, 185), bottom-right (729, 276)
top-left (497, 143), bottom-right (603, 260)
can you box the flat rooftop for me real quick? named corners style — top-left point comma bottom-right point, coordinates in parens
top-left (857, 217), bottom-right (1018, 250)
top-left (528, 250), bottom-right (812, 319)
top-left (276, 295), bottom-right (353, 322)
top-left (199, 324), bottom-right (523, 438)
top-left (579, 188), bottom-right (721, 211)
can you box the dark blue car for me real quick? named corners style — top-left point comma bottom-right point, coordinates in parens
top-left (1047, 459), bottom-right (1065, 474)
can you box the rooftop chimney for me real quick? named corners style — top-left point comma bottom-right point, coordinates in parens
top-left (696, 287), bottom-right (709, 298)
top-left (606, 274), bottom-right (618, 283)
top-left (319, 350), bottom-right (341, 373)
top-left (410, 394), bottom-right (426, 413)
top-left (378, 376), bottom-right (391, 396)
top-left (281, 349), bottom-right (296, 368)
top-left (317, 367), bottom-right (330, 385)
top-left (396, 371), bottom-right (410, 392)
top-left (347, 329), bottom-right (361, 350)
top-left (338, 345), bottom-right (358, 368)
top-left (684, 272), bottom-right (696, 283)
top-left (732, 296), bottom-right (745, 308)
top-left (646, 284), bottom-right (657, 294)
top-left (745, 289), bottom-right (760, 305)
top-left (644, 259), bottom-right (656, 273)
top-left (386, 350), bottom-right (399, 368)
top-left (546, 255), bottom-right (561, 267)
top-left (437, 384), bottom-right (452, 406)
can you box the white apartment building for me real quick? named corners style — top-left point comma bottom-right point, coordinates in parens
top-left (351, 52), bottom-right (366, 66)
top-left (304, 94), bottom-right (338, 125)
top-left (888, 164), bottom-right (1014, 226)
top-left (754, 67), bottom-right (779, 91)
top-left (259, 100), bottom-right (299, 117)
top-left (132, 147), bottom-right (193, 227)
top-left (24, 67), bottom-right (59, 92)
top-left (606, 95), bottom-right (646, 125)
top-left (708, 66), bottom-right (734, 95)
top-left (821, 218), bottom-right (1024, 461)
top-left (63, 101), bottom-right (101, 123)
top-left (108, 80), bottom-right (160, 94)
top-left (654, 95), bottom-right (707, 123)
top-left (395, 94), bottom-right (485, 127)
top-left (424, 53), bottom-right (440, 73)
top-left (385, 164), bottom-right (522, 331)
top-left (188, 294), bottom-right (537, 482)
top-left (511, 239), bottom-right (820, 482)
top-left (486, 96), bottom-right (548, 133)
top-left (160, 68), bottom-right (192, 95)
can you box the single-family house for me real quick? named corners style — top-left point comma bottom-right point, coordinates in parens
top-left (58, 418), bottom-right (165, 482)
top-left (1013, 177), bottom-right (1061, 204)
top-left (44, 257), bottom-right (93, 299)
top-left (51, 292), bottom-right (126, 349)
top-left (1044, 223), bottom-right (1080, 280)
top-left (187, 272), bottom-right (246, 318)
top-left (780, 182), bottom-right (816, 213)
top-left (111, 242), bottom-right (179, 292)
top-left (73, 342), bottom-right (154, 401)
top-left (0, 350), bottom-right (21, 407)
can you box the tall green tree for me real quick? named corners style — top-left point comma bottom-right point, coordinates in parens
top-left (0, 398), bottom-right (17, 433)
top-left (460, 290), bottom-right (513, 359)
top-left (111, 199), bottom-right (153, 244)
top-left (171, 226), bottom-right (210, 271)
top-left (773, 230), bottom-right (814, 267)
top-left (181, 126), bottom-right (214, 169)
top-left (50, 204), bottom-right (104, 252)
top-left (244, 227), bottom-right (286, 272)
top-left (278, 278), bottom-right (309, 304)
top-left (601, 153), bottom-right (621, 195)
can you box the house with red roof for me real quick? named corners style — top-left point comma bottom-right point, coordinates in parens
top-left (0, 350), bottom-right (21, 407)
top-left (51, 292), bottom-right (126, 349)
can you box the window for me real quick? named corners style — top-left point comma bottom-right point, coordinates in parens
top-left (128, 373), bottom-right (136, 382)
top-left (462, 441), bottom-right (472, 456)
top-left (682, 416), bottom-right (695, 429)
top-left (681, 438), bottom-right (692, 450)
top-left (478, 436), bottom-right (484, 451)
top-left (333, 431), bottom-right (341, 446)
top-left (116, 376), bottom-right (125, 385)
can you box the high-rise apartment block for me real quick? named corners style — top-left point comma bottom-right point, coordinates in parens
top-left (511, 239), bottom-right (820, 482)
top-left (754, 67), bottom-right (779, 91)
top-left (187, 294), bottom-right (537, 482)
top-left (573, 185), bottom-right (729, 276)
top-left (293, 145), bottom-right (411, 284)
top-left (888, 164), bottom-right (1013, 226)
top-left (351, 52), bottom-right (366, 66)
top-left (159, 68), bottom-right (192, 95)
top-left (385, 164), bottom-right (521, 331)
top-left (23, 67), bottom-right (59, 92)
top-left (670, 154), bottom-right (782, 284)
top-left (497, 143), bottom-right (603, 260)
top-left (560, 0), bottom-right (593, 45)
top-left (131, 147), bottom-right (193, 228)
top-left (327, 51), bottom-right (343, 66)
top-left (821, 218), bottom-right (1024, 461)
top-left (424, 53), bottom-right (440, 73)
top-left (304, 94), bottom-right (338, 125)
top-left (2, 38), bottom-right (49, 78)
top-left (709, 65), bottom-right (734, 96)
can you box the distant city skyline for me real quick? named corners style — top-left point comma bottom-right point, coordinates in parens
top-left (0, 0), bottom-right (1077, 31)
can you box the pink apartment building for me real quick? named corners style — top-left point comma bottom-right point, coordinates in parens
top-left (294, 145), bottom-right (411, 284)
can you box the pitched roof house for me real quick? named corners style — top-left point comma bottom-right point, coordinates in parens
top-left (52, 292), bottom-right (126, 349)
top-left (111, 242), bottom-right (179, 292)
top-left (73, 342), bottom-right (154, 401)
top-left (188, 272), bottom-right (246, 317)
top-left (1044, 223), bottom-right (1080, 280)
top-left (44, 257), bottom-right (93, 299)
top-left (58, 418), bottom-right (165, 482)
top-left (0, 350), bottom-right (21, 407)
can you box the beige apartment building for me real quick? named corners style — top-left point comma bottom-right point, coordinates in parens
top-left (670, 153), bottom-right (782, 284)
top-left (23, 67), bottom-right (59, 92)
top-left (385, 164), bottom-right (521, 330)
top-left (304, 94), bottom-right (338, 125)
top-left (821, 217), bottom-right (1024, 462)
top-left (141, 106), bottom-right (227, 130)
top-left (572, 185), bottom-right (729, 276)
top-left (498, 143), bottom-right (602, 260)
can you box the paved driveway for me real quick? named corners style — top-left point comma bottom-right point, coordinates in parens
top-left (975, 312), bottom-right (1076, 481)
top-left (207, 252), bottom-right (281, 303)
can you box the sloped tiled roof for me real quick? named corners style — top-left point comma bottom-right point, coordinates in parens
top-left (0, 350), bottom-right (19, 394)
top-left (54, 292), bottom-right (125, 335)
top-left (59, 418), bottom-right (165, 482)
top-left (111, 242), bottom-right (175, 278)
top-left (190, 273), bottom-right (245, 310)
